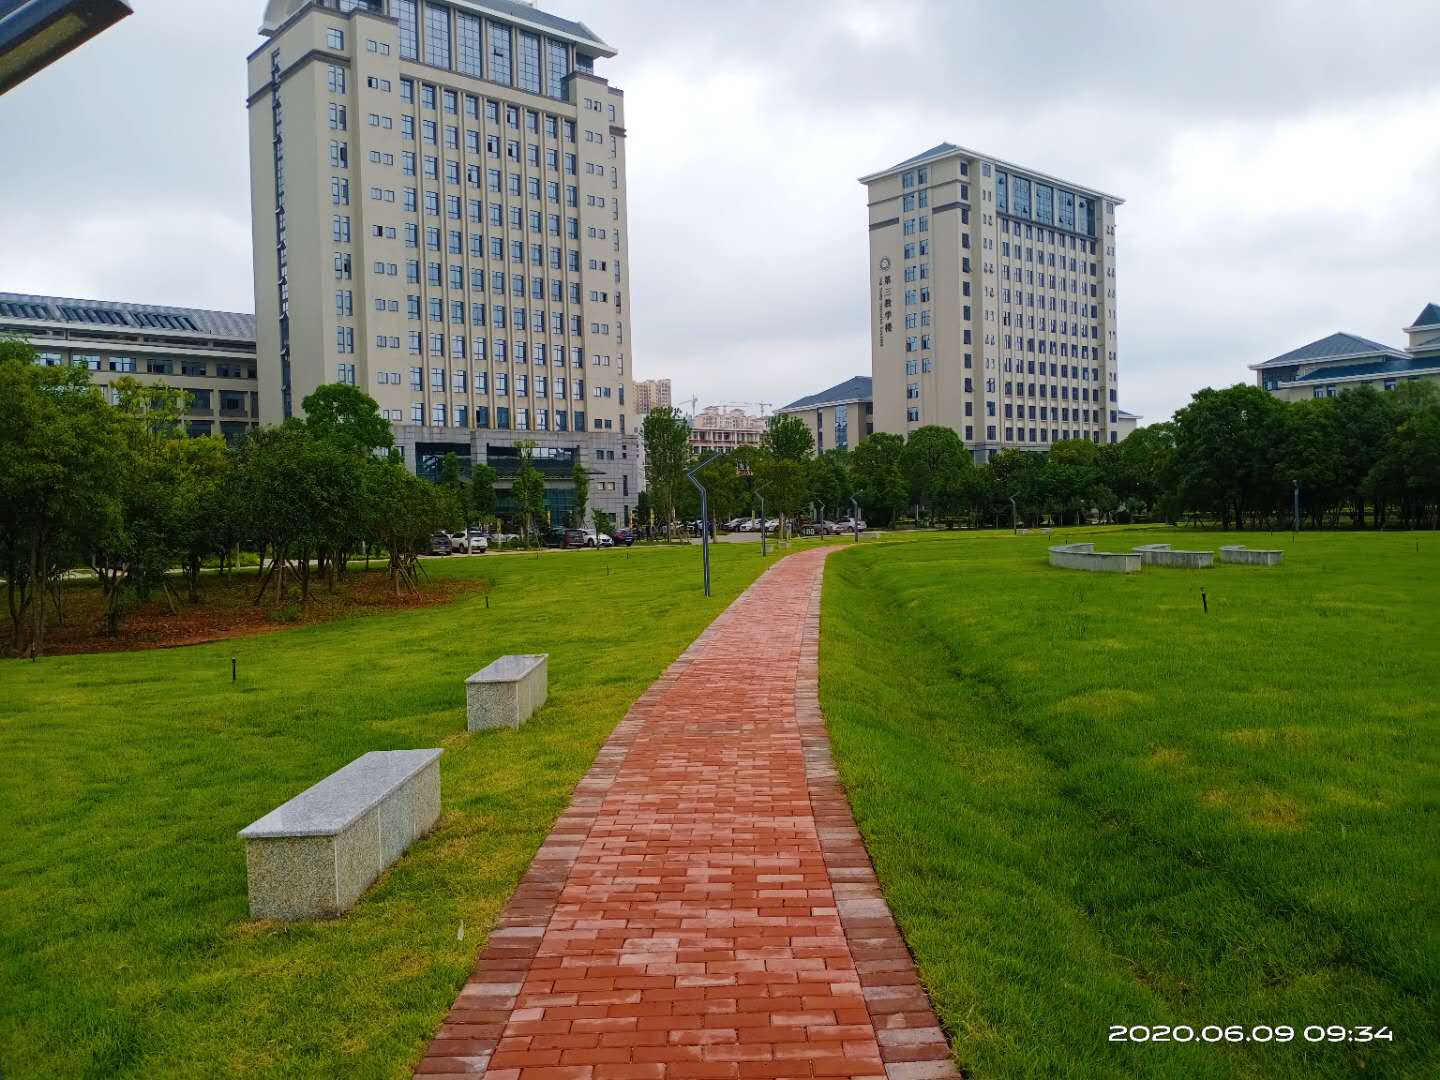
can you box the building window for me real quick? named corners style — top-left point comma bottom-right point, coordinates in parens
top-left (326, 27), bottom-right (344, 50)
top-left (516, 31), bottom-right (541, 94)
top-left (545, 38), bottom-right (569, 98)
top-left (394, 0), bottom-right (418, 60)
top-left (488, 22), bottom-right (512, 85)
top-left (424, 2), bottom-right (451, 68)
top-left (456, 10), bottom-right (482, 76)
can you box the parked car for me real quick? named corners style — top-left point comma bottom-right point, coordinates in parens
top-left (596, 533), bottom-right (615, 548)
top-left (465, 529), bottom-right (489, 554)
top-left (799, 521), bottom-right (835, 537)
top-left (563, 528), bottom-right (589, 548)
top-left (445, 530), bottom-right (472, 552)
top-left (721, 517), bottom-right (748, 532)
top-left (428, 532), bottom-right (452, 556)
top-left (614, 528), bottom-right (637, 546)
top-left (830, 517), bottom-right (867, 534)
top-left (541, 527), bottom-right (568, 548)
top-left (490, 532), bottom-right (519, 544)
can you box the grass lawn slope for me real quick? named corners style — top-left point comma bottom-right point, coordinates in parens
top-left (820, 527), bottom-right (1438, 1080)
top-left (0, 542), bottom-right (822, 1079)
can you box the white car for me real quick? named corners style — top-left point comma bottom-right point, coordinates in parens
top-left (465, 529), bottom-right (489, 554)
top-left (830, 518), bottom-right (867, 534)
top-left (596, 533), bottom-right (615, 548)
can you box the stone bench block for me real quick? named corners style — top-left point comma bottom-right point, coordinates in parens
top-left (1048, 542), bottom-right (1141, 573)
top-left (1133, 544), bottom-right (1213, 568)
top-left (239, 748), bottom-right (442, 921)
top-left (1219, 545), bottom-right (1283, 566)
top-left (467, 653), bottom-right (549, 731)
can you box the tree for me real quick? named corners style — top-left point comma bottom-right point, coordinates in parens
top-left (641, 408), bottom-right (690, 538)
top-left (1042, 439), bottom-right (1102, 525)
top-left (761, 413), bottom-right (815, 462)
top-left (804, 450), bottom-right (853, 522)
top-left (850, 434), bottom-right (906, 525)
top-left (302, 383), bottom-right (393, 454)
top-left (1172, 384), bottom-right (1285, 529)
top-left (0, 341), bottom-right (126, 653)
top-left (759, 414), bottom-right (815, 540)
top-left (899, 426), bottom-right (966, 522)
top-left (363, 459), bottom-right (446, 594)
top-left (470, 461), bottom-right (498, 528)
top-left (512, 440), bottom-right (547, 544)
top-left (592, 508), bottom-right (615, 537)
top-left (437, 452), bottom-right (468, 529)
top-left (173, 436), bottom-right (235, 603)
top-left (572, 458), bottom-right (591, 528)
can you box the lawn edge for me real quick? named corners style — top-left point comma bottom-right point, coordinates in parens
top-left (800, 548), bottom-right (961, 1080)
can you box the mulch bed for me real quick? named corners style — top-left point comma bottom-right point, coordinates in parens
top-left (7, 567), bottom-right (483, 658)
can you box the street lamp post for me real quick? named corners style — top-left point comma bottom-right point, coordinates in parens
top-left (850, 498), bottom-right (861, 543)
top-left (686, 453), bottom-right (722, 597)
top-left (737, 463), bottom-right (771, 557)
top-left (1293, 479), bottom-right (1300, 538)
top-left (1009, 495), bottom-right (1019, 535)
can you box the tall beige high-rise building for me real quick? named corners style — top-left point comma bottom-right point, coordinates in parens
top-left (248, 0), bottom-right (638, 524)
top-left (632, 377), bottom-right (670, 415)
top-left (861, 143), bottom-right (1124, 460)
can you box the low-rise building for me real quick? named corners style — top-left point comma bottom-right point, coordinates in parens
top-left (1115, 409), bottom-right (1140, 440)
top-left (778, 376), bottom-right (873, 454)
top-left (0, 292), bottom-right (260, 444)
top-left (688, 405), bottom-right (765, 454)
top-left (1252, 303), bottom-right (1440, 401)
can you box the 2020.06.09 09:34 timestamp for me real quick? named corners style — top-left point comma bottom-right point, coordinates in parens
top-left (1109, 1025), bottom-right (1394, 1044)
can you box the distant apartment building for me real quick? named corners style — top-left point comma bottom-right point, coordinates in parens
top-left (0, 292), bottom-right (260, 444)
top-left (633, 377), bottom-right (670, 414)
top-left (248, 0), bottom-right (639, 524)
top-left (1251, 303), bottom-right (1440, 402)
top-left (688, 406), bottom-right (765, 454)
top-left (861, 143), bottom-right (1123, 461)
top-left (779, 376), bottom-right (873, 454)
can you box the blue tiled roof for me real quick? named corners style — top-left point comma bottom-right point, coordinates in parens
top-left (1289, 356), bottom-right (1440, 383)
top-left (781, 376), bottom-right (872, 412)
top-left (0, 291), bottom-right (255, 341)
top-left (1410, 302), bottom-right (1440, 329)
top-left (888, 143), bottom-right (959, 172)
top-left (1253, 331), bottom-right (1407, 370)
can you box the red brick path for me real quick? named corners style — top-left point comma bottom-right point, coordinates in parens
top-left (416, 549), bottom-right (956, 1080)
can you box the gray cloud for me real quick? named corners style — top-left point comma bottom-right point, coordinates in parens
top-left (2, 0), bottom-right (1437, 423)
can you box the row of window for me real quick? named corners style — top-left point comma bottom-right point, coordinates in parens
top-left (384, 3), bottom-right (590, 100)
top-left (33, 353), bottom-right (255, 379)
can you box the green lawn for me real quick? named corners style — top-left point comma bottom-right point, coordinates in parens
top-left (0, 541), bottom-right (823, 1079)
top-left (820, 527), bottom-right (1439, 1079)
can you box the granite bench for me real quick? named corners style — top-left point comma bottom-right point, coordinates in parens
top-left (1133, 543), bottom-right (1214, 569)
top-left (467, 653), bottom-right (548, 731)
top-left (239, 748), bottom-right (442, 921)
top-left (1048, 542), bottom-right (1142, 573)
top-left (1219, 545), bottom-right (1284, 566)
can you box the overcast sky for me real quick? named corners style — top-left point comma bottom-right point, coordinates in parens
top-left (3, 0), bottom-right (1438, 423)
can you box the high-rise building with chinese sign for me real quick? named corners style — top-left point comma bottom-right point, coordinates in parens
top-left (860, 143), bottom-right (1123, 460)
top-left (248, 0), bottom-right (639, 524)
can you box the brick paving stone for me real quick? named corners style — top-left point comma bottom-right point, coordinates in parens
top-left (415, 551), bottom-right (957, 1080)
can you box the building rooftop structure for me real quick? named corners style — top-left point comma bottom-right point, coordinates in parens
top-left (1250, 303), bottom-right (1440, 399)
top-left (258, 0), bottom-right (615, 56)
top-left (780, 376), bottom-right (872, 413)
top-left (0, 291), bottom-right (256, 342)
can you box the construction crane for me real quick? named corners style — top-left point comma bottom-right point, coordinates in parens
top-left (716, 401), bottom-right (774, 417)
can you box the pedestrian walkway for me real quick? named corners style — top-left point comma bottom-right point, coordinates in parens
top-left (416, 548), bottom-right (956, 1080)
